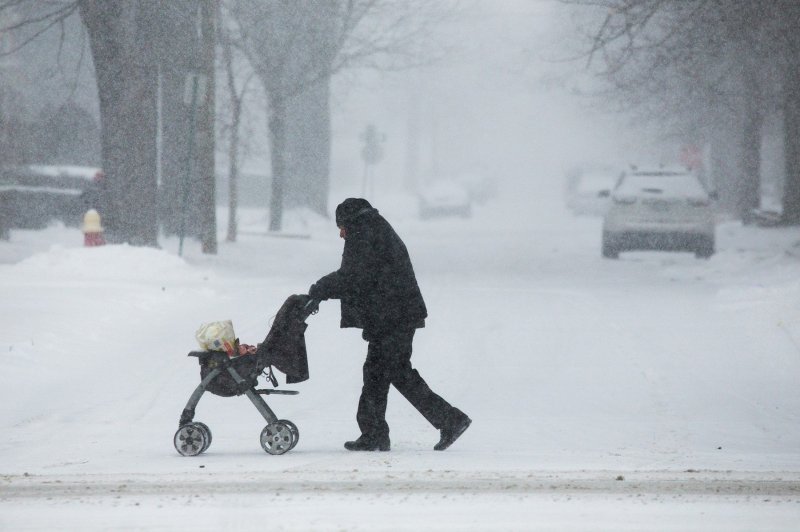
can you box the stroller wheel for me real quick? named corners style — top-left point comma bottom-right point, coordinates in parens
top-left (194, 422), bottom-right (212, 453)
top-left (260, 421), bottom-right (295, 455)
top-left (278, 419), bottom-right (299, 450)
top-left (174, 423), bottom-right (210, 456)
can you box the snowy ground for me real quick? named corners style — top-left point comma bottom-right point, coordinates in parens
top-left (1, 184), bottom-right (799, 530)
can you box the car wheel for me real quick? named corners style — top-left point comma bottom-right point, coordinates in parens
top-left (602, 233), bottom-right (619, 259)
top-left (695, 238), bottom-right (715, 259)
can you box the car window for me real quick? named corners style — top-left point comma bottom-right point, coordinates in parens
top-left (615, 172), bottom-right (708, 198)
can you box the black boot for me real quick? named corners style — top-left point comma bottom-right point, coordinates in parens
top-left (434, 413), bottom-right (471, 451)
top-left (344, 434), bottom-right (390, 451)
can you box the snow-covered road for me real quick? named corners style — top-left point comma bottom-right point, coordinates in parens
top-left (5, 469), bottom-right (799, 498)
top-left (1, 190), bottom-right (799, 530)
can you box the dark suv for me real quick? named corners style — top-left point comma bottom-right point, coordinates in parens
top-left (0, 165), bottom-right (103, 238)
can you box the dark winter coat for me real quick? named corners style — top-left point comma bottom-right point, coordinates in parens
top-left (310, 199), bottom-right (427, 337)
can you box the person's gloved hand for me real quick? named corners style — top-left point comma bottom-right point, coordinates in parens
top-left (308, 283), bottom-right (326, 301)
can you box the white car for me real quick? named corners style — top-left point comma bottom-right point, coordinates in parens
top-left (601, 167), bottom-right (716, 259)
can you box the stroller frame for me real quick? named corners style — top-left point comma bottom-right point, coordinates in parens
top-left (174, 296), bottom-right (316, 457)
top-left (174, 351), bottom-right (299, 457)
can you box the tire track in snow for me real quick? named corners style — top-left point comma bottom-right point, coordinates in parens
top-left (2, 470), bottom-right (799, 499)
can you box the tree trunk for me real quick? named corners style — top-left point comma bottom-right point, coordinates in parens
top-left (709, 111), bottom-right (735, 218)
top-left (159, 67), bottom-right (191, 235)
top-left (709, 89), bottom-right (759, 222)
top-left (286, 78), bottom-right (331, 216)
top-left (739, 109), bottom-right (763, 220)
top-left (740, 71), bottom-right (763, 222)
top-left (196, 0), bottom-right (217, 254)
top-left (268, 95), bottom-right (287, 232)
top-left (152, 0), bottom-right (193, 236)
top-left (783, 66), bottom-right (800, 224)
top-left (219, 1), bottom-right (242, 243)
top-left (79, 0), bottom-right (159, 246)
top-left (226, 102), bottom-right (241, 242)
top-left (223, 62), bottom-right (244, 242)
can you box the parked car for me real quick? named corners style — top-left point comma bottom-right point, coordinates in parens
top-left (0, 165), bottom-right (103, 236)
top-left (457, 172), bottom-right (498, 205)
top-left (601, 166), bottom-right (716, 259)
top-left (566, 168), bottom-right (620, 216)
top-left (418, 180), bottom-right (472, 219)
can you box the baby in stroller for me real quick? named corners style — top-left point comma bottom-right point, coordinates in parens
top-left (173, 294), bottom-right (317, 456)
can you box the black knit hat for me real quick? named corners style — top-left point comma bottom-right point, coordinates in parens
top-left (335, 198), bottom-right (374, 227)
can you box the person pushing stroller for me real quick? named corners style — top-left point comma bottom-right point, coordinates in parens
top-left (309, 198), bottom-right (471, 451)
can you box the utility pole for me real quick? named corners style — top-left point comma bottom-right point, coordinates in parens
top-left (360, 123), bottom-right (385, 199)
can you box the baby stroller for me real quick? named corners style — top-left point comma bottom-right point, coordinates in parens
top-left (173, 294), bottom-right (317, 456)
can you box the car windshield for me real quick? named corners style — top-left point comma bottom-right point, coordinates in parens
top-left (615, 172), bottom-right (708, 199)
top-left (576, 171), bottom-right (618, 193)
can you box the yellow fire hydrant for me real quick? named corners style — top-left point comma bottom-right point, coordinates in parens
top-left (82, 209), bottom-right (106, 247)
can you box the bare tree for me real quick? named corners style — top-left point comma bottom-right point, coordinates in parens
top-left (153, 0), bottom-right (196, 238)
top-left (224, 0), bottom-right (453, 230)
top-left (769, 1), bottom-right (800, 224)
top-left (225, 1), bottom-right (352, 230)
top-left (217, 1), bottom-right (256, 242)
top-left (565, 0), bottom-right (790, 221)
top-left (78, 0), bottom-right (160, 245)
top-left (0, 2), bottom-right (95, 169)
top-left (0, 1), bottom-right (218, 248)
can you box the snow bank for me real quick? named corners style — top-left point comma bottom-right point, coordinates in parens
top-left (11, 243), bottom-right (210, 283)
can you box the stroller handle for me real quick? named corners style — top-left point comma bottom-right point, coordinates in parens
top-left (303, 297), bottom-right (320, 314)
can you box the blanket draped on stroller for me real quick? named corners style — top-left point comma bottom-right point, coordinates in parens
top-left (256, 294), bottom-right (311, 384)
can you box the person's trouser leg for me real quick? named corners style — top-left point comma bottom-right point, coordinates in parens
top-left (356, 337), bottom-right (392, 439)
top-left (386, 330), bottom-right (460, 430)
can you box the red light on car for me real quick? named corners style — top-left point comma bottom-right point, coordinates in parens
top-left (93, 170), bottom-right (105, 182)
